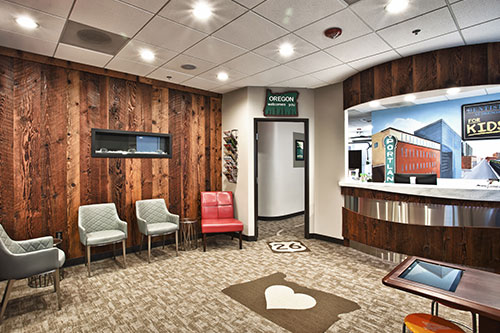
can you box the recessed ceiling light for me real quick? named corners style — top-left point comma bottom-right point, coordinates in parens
top-left (404, 94), bottom-right (416, 102)
top-left (369, 100), bottom-right (381, 108)
top-left (217, 72), bottom-right (228, 81)
top-left (140, 49), bottom-right (155, 62)
top-left (385, 0), bottom-right (409, 14)
top-left (181, 64), bottom-right (197, 70)
top-left (447, 87), bottom-right (460, 95)
top-left (279, 43), bottom-right (294, 57)
top-left (193, 2), bottom-right (212, 20)
top-left (15, 16), bottom-right (39, 30)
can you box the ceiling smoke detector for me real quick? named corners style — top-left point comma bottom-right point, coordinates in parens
top-left (181, 64), bottom-right (197, 70)
top-left (324, 27), bottom-right (342, 40)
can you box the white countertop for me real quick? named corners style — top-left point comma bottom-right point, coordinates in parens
top-left (339, 180), bottom-right (500, 202)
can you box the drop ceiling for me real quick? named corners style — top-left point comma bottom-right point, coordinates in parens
top-left (0, 0), bottom-right (499, 94)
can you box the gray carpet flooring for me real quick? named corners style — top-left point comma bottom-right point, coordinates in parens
top-left (0, 215), bottom-right (470, 332)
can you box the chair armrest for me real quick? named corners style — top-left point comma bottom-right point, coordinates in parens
top-left (117, 220), bottom-right (128, 238)
top-left (167, 212), bottom-right (180, 225)
top-left (78, 224), bottom-right (87, 246)
top-left (16, 236), bottom-right (53, 252)
top-left (0, 248), bottom-right (59, 280)
top-left (136, 216), bottom-right (147, 235)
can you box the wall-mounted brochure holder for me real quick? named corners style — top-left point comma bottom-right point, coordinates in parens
top-left (223, 129), bottom-right (238, 183)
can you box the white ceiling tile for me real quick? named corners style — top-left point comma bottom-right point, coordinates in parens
top-left (451, 0), bottom-right (500, 29)
top-left (70, 0), bottom-right (153, 37)
top-left (106, 57), bottom-right (157, 76)
top-left (146, 67), bottom-right (193, 84)
top-left (120, 0), bottom-right (169, 13)
top-left (0, 28), bottom-right (57, 56)
top-left (163, 54), bottom-right (216, 75)
top-left (325, 33), bottom-right (391, 62)
top-left (274, 75), bottom-right (326, 88)
top-left (294, 9), bottom-right (372, 49)
top-left (348, 50), bottom-right (400, 71)
top-left (311, 64), bottom-right (357, 84)
top-left (253, 0), bottom-right (346, 31)
top-left (232, 75), bottom-right (269, 87)
top-left (223, 52), bottom-right (279, 75)
top-left (55, 43), bottom-right (113, 67)
top-left (396, 32), bottom-right (464, 57)
top-left (253, 34), bottom-right (319, 63)
top-left (461, 18), bottom-right (500, 45)
top-left (213, 11), bottom-right (288, 50)
top-left (285, 51), bottom-right (341, 74)
top-left (6, 0), bottom-right (73, 18)
top-left (182, 76), bottom-right (220, 91)
top-left (135, 16), bottom-right (207, 52)
top-left (213, 84), bottom-right (239, 94)
top-left (233, 0), bottom-right (263, 9)
top-left (159, 0), bottom-right (246, 34)
top-left (0, 1), bottom-right (66, 41)
top-left (184, 36), bottom-right (247, 64)
top-left (351, 0), bottom-right (446, 31)
top-left (197, 66), bottom-right (247, 83)
top-left (115, 40), bottom-right (177, 66)
top-left (249, 65), bottom-right (302, 84)
top-left (378, 8), bottom-right (457, 49)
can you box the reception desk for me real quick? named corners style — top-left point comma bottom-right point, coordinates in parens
top-left (340, 181), bottom-right (500, 272)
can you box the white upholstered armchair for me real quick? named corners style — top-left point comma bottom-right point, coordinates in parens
top-left (0, 224), bottom-right (65, 323)
top-left (78, 203), bottom-right (127, 277)
top-left (135, 199), bottom-right (179, 263)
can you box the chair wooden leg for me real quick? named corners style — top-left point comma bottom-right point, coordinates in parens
top-left (239, 231), bottom-right (242, 249)
top-left (86, 246), bottom-right (91, 277)
top-left (0, 280), bottom-right (15, 324)
top-left (148, 235), bottom-right (151, 263)
top-left (203, 233), bottom-right (206, 252)
top-left (175, 230), bottom-right (179, 256)
top-left (139, 235), bottom-right (143, 255)
top-left (122, 240), bottom-right (127, 268)
top-left (53, 269), bottom-right (61, 310)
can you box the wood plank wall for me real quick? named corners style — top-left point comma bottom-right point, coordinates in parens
top-left (0, 55), bottom-right (222, 260)
top-left (343, 43), bottom-right (500, 110)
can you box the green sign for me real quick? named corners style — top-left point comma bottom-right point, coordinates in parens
top-left (263, 89), bottom-right (299, 116)
top-left (384, 135), bottom-right (397, 183)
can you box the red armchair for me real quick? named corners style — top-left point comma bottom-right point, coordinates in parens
top-left (200, 191), bottom-right (244, 251)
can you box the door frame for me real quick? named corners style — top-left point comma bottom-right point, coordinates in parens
top-left (253, 118), bottom-right (310, 240)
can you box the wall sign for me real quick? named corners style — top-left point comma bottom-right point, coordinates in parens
top-left (264, 89), bottom-right (299, 116)
top-left (462, 100), bottom-right (500, 140)
top-left (384, 135), bottom-right (397, 183)
top-left (295, 139), bottom-right (304, 161)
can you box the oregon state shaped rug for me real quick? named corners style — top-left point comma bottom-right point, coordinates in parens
top-left (222, 272), bottom-right (360, 333)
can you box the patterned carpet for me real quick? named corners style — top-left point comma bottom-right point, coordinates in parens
top-left (1, 215), bottom-right (470, 332)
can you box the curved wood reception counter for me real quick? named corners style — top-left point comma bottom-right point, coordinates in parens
top-left (340, 181), bottom-right (500, 272)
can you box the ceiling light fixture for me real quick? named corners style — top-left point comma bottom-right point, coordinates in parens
top-left (279, 43), bottom-right (294, 57)
top-left (369, 100), bottom-right (381, 108)
top-left (385, 0), bottom-right (409, 14)
top-left (140, 49), bottom-right (155, 62)
top-left (15, 16), bottom-right (39, 30)
top-left (193, 2), bottom-right (212, 20)
top-left (404, 94), bottom-right (416, 102)
top-left (217, 72), bottom-right (228, 81)
top-left (181, 64), bottom-right (197, 70)
top-left (447, 87), bottom-right (460, 95)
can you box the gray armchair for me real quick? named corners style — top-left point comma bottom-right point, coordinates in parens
top-left (135, 199), bottom-right (179, 263)
top-left (0, 224), bottom-right (64, 323)
top-left (78, 203), bottom-right (127, 277)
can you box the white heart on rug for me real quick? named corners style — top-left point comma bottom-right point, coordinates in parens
top-left (265, 285), bottom-right (317, 310)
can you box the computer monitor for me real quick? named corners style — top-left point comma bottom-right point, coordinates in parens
top-left (394, 173), bottom-right (437, 185)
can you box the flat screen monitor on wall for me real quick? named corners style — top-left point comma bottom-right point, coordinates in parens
top-left (394, 173), bottom-right (437, 185)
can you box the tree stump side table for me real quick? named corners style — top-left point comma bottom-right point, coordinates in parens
top-left (180, 218), bottom-right (198, 250)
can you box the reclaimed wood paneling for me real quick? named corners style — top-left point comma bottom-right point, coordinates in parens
top-left (343, 43), bottom-right (500, 109)
top-left (342, 208), bottom-right (500, 272)
top-left (0, 54), bottom-right (223, 260)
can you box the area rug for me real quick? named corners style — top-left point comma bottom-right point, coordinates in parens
top-left (222, 272), bottom-right (360, 333)
top-left (267, 241), bottom-right (310, 253)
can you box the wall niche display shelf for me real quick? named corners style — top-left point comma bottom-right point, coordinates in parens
top-left (91, 129), bottom-right (172, 158)
top-left (223, 129), bottom-right (238, 183)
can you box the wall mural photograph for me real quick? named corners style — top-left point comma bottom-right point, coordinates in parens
top-left (347, 87), bottom-right (500, 184)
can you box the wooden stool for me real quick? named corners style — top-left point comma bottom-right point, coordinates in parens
top-left (403, 313), bottom-right (465, 333)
